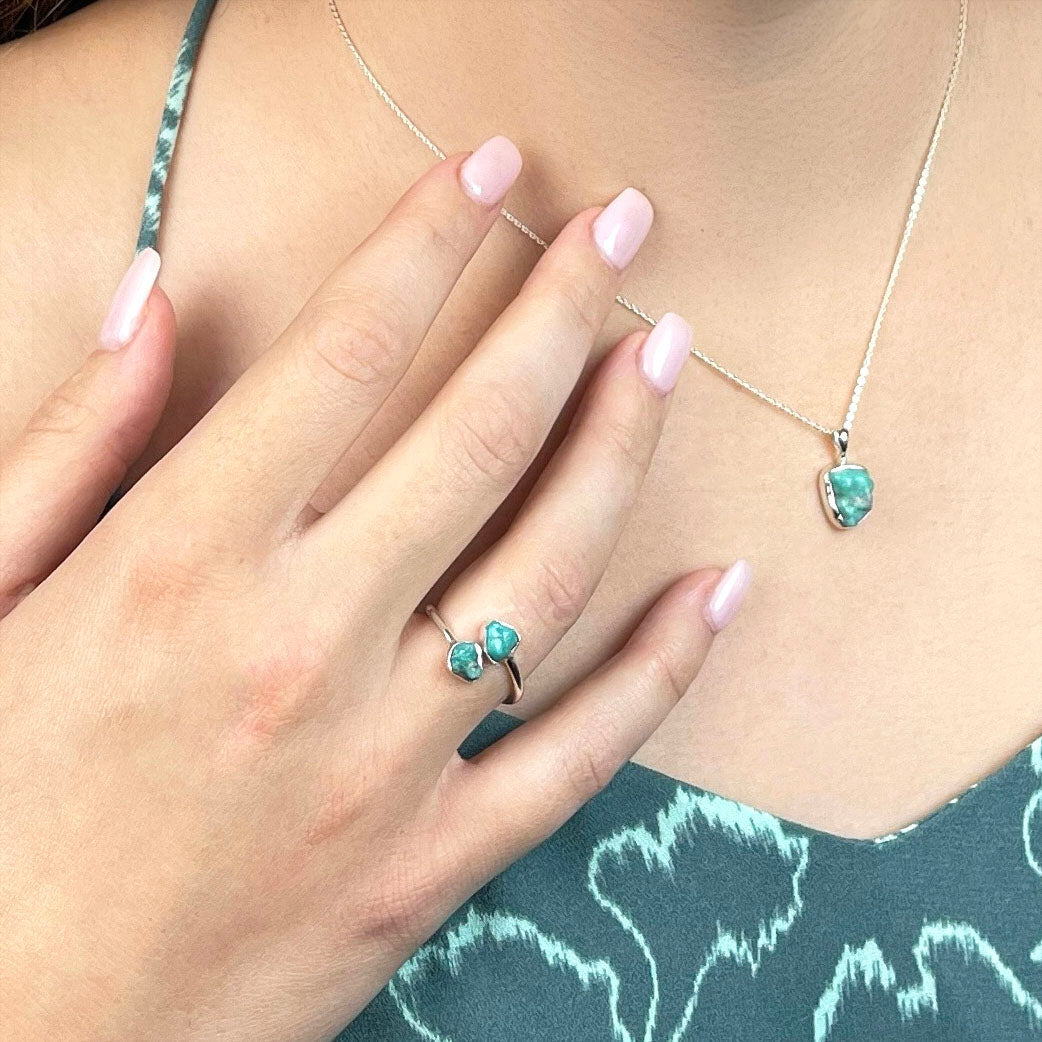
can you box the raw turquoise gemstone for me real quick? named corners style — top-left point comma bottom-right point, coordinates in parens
top-left (483, 620), bottom-right (520, 663)
top-left (825, 464), bottom-right (874, 528)
top-left (448, 641), bottom-right (484, 682)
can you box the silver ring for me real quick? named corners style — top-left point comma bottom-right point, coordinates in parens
top-left (425, 606), bottom-right (524, 705)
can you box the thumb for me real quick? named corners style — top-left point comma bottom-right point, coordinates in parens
top-left (0, 248), bottom-right (175, 616)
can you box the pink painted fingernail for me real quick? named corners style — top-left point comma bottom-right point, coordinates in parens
top-left (99, 247), bottom-right (161, 350)
top-left (592, 187), bottom-right (654, 270)
top-left (704, 559), bottom-right (752, 633)
top-left (639, 312), bottom-right (692, 395)
top-left (460, 135), bottom-right (523, 206)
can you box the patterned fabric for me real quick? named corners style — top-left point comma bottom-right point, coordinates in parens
top-left (146, 5), bottom-right (1042, 1039)
top-left (339, 714), bottom-right (1042, 1041)
top-left (135, 0), bottom-right (218, 254)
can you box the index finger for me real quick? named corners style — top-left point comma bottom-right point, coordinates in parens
top-left (166, 136), bottom-right (522, 534)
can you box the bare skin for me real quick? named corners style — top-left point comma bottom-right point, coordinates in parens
top-left (2, 137), bottom-right (730, 1037)
top-left (2, 0), bottom-right (1040, 843)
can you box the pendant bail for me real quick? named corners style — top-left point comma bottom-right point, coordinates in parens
top-left (833, 427), bottom-right (850, 465)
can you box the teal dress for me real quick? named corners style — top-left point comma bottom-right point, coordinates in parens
top-left (137, 4), bottom-right (1042, 1038)
top-left (342, 714), bottom-right (1042, 1041)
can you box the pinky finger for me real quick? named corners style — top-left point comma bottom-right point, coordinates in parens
top-left (443, 563), bottom-right (751, 879)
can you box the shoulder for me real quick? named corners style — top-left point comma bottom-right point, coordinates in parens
top-left (0, 0), bottom-right (406, 457)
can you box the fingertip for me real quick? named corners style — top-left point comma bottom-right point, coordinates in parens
top-left (625, 564), bottom-right (740, 661)
top-left (459, 135), bottom-right (523, 207)
top-left (99, 247), bottom-right (162, 351)
top-left (637, 312), bottom-right (693, 396)
top-left (102, 284), bottom-right (177, 441)
top-left (131, 283), bottom-right (177, 362)
top-left (675, 567), bottom-right (729, 609)
top-left (592, 187), bottom-right (654, 270)
top-left (638, 568), bottom-right (720, 633)
top-left (87, 281), bottom-right (177, 484)
top-left (703, 559), bottom-right (752, 633)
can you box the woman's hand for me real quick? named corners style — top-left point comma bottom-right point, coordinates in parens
top-left (0, 137), bottom-right (749, 1041)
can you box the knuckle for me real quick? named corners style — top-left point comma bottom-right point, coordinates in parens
top-left (235, 628), bottom-right (333, 749)
top-left (26, 385), bottom-right (101, 441)
top-left (303, 739), bottom-right (415, 848)
top-left (305, 766), bottom-right (374, 848)
top-left (401, 204), bottom-right (470, 262)
top-left (118, 528), bottom-right (244, 624)
top-left (642, 645), bottom-right (691, 704)
top-left (558, 717), bottom-right (620, 804)
top-left (346, 819), bottom-right (455, 946)
top-left (599, 411), bottom-right (652, 473)
top-left (542, 272), bottom-right (604, 338)
top-left (122, 545), bottom-right (212, 614)
top-left (441, 387), bottom-right (538, 487)
top-left (300, 299), bottom-right (403, 403)
top-left (520, 549), bottom-right (593, 629)
top-left (360, 868), bottom-right (445, 946)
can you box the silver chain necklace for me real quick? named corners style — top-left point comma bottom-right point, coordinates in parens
top-left (327, 0), bottom-right (968, 528)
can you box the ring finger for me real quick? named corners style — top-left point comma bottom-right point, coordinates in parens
top-left (398, 311), bottom-right (693, 735)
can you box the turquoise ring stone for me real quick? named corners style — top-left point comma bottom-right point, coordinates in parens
top-left (820, 463), bottom-right (874, 529)
top-left (425, 606), bottom-right (523, 702)
top-left (482, 619), bottom-right (524, 705)
top-left (447, 640), bottom-right (484, 683)
top-left (482, 620), bottom-right (520, 663)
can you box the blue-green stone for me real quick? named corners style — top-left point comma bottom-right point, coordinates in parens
top-left (825, 464), bottom-right (874, 528)
top-left (483, 620), bottom-right (520, 663)
top-left (448, 641), bottom-right (484, 681)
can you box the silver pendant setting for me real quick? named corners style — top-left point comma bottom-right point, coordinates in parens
top-left (820, 429), bottom-right (874, 529)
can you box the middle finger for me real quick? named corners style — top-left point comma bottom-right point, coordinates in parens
top-left (304, 187), bottom-right (654, 605)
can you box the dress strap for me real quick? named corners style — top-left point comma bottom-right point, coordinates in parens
top-left (135, 0), bottom-right (219, 254)
top-left (101, 0), bottom-right (218, 521)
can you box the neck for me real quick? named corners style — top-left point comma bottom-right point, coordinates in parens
top-left (341, 0), bottom-right (961, 222)
top-left (235, 0), bottom-right (968, 421)
top-left (312, 0), bottom-right (967, 419)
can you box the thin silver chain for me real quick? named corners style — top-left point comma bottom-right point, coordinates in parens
top-left (327, 0), bottom-right (967, 445)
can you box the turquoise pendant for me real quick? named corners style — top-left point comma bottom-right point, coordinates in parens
top-left (820, 463), bottom-right (874, 528)
top-left (482, 620), bottom-right (520, 663)
top-left (820, 428), bottom-right (873, 529)
top-left (447, 640), bottom-right (484, 682)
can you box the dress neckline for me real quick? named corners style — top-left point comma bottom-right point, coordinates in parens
top-left (487, 711), bottom-right (1042, 848)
